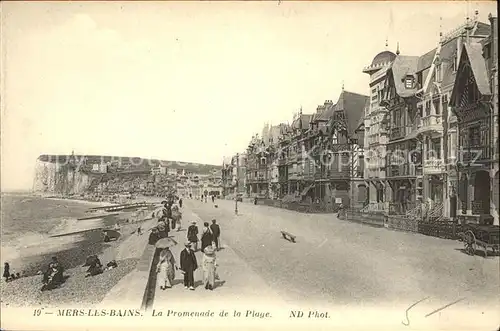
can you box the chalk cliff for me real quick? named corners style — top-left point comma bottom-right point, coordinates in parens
top-left (32, 159), bottom-right (91, 194)
top-left (32, 154), bottom-right (221, 195)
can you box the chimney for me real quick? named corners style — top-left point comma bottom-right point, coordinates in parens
top-left (457, 32), bottom-right (464, 70)
top-left (324, 100), bottom-right (333, 107)
top-left (465, 17), bottom-right (472, 44)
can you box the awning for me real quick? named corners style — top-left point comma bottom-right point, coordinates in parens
top-left (301, 184), bottom-right (314, 196)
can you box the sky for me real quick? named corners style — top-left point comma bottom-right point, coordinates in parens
top-left (1, 1), bottom-right (497, 191)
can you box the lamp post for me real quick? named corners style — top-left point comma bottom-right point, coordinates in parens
top-left (235, 153), bottom-right (239, 215)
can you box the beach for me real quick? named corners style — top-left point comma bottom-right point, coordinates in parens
top-left (1, 192), bottom-right (160, 307)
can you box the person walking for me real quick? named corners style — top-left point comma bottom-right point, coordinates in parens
top-left (180, 242), bottom-right (197, 290)
top-left (202, 246), bottom-right (218, 290)
top-left (179, 198), bottom-right (183, 208)
top-left (187, 221), bottom-right (199, 251)
top-left (148, 228), bottom-right (160, 245)
top-left (211, 195), bottom-right (215, 203)
top-left (209, 219), bottom-right (221, 251)
top-left (156, 247), bottom-right (176, 290)
top-left (200, 222), bottom-right (214, 253)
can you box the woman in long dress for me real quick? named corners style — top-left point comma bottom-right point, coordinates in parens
top-left (202, 246), bottom-right (218, 290)
top-left (172, 205), bottom-right (182, 231)
top-left (156, 248), bottom-right (176, 290)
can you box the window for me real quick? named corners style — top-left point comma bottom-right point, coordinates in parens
top-left (435, 64), bottom-right (442, 82)
top-left (452, 54), bottom-right (458, 72)
top-left (417, 105), bottom-right (423, 118)
top-left (425, 100), bottom-right (431, 116)
top-left (430, 138), bottom-right (441, 159)
top-left (332, 132), bottom-right (338, 145)
top-left (466, 75), bottom-right (479, 103)
top-left (417, 72), bottom-right (423, 87)
top-left (484, 44), bottom-right (491, 59)
top-left (442, 94), bottom-right (448, 117)
top-left (433, 99), bottom-right (441, 115)
top-left (405, 76), bottom-right (414, 89)
top-left (469, 126), bottom-right (480, 146)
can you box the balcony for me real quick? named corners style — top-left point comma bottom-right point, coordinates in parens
top-left (417, 114), bottom-right (443, 135)
top-left (313, 172), bottom-right (324, 179)
top-left (390, 126), bottom-right (418, 141)
top-left (326, 169), bottom-right (349, 179)
top-left (423, 158), bottom-right (445, 174)
top-left (460, 146), bottom-right (492, 164)
top-left (386, 163), bottom-right (416, 178)
top-left (390, 127), bottom-right (405, 140)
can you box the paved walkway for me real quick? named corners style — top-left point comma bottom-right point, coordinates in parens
top-left (152, 208), bottom-right (286, 311)
top-left (186, 199), bottom-right (500, 310)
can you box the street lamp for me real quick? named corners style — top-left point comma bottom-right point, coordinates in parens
top-left (235, 153), bottom-right (239, 215)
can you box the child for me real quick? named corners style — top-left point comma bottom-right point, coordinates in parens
top-left (3, 262), bottom-right (11, 282)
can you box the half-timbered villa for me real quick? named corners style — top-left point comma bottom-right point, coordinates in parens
top-left (450, 14), bottom-right (498, 225)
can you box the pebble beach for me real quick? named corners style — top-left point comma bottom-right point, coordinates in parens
top-left (1, 193), bottom-right (160, 308)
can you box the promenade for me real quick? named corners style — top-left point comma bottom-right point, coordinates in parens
top-left (95, 198), bottom-right (498, 329)
top-left (183, 198), bottom-right (499, 310)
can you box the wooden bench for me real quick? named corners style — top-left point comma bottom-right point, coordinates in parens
top-left (281, 231), bottom-right (296, 243)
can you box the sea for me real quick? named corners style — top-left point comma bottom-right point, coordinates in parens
top-left (1, 192), bottom-right (128, 276)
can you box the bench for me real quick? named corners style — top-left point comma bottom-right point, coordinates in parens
top-left (281, 231), bottom-right (296, 243)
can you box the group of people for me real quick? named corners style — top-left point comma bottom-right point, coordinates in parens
top-left (156, 240), bottom-right (219, 291)
top-left (154, 219), bottom-right (222, 291)
top-left (187, 220), bottom-right (221, 252)
top-left (148, 200), bottom-right (183, 245)
top-left (200, 194), bottom-right (217, 204)
top-left (83, 255), bottom-right (119, 278)
top-left (3, 262), bottom-right (21, 283)
top-left (41, 257), bottom-right (65, 291)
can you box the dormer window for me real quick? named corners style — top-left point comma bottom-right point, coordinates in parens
top-left (435, 64), bottom-right (442, 82)
top-left (405, 76), bottom-right (414, 89)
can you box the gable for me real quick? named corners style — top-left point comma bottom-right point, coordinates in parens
top-left (451, 43), bottom-right (491, 107)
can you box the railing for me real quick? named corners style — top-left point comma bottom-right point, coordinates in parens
top-left (421, 114), bottom-right (443, 128)
top-left (388, 202), bottom-right (418, 215)
top-left (256, 199), bottom-right (342, 213)
top-left (387, 163), bottom-right (416, 177)
top-left (360, 202), bottom-right (386, 213)
top-left (327, 169), bottom-right (350, 178)
top-left (423, 159), bottom-right (444, 173)
top-left (427, 202), bottom-right (444, 219)
top-left (390, 126), bottom-right (405, 140)
top-left (460, 146), bottom-right (492, 163)
top-left (418, 219), bottom-right (463, 240)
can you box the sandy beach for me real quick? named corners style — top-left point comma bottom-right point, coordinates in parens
top-left (1, 194), bottom-right (163, 308)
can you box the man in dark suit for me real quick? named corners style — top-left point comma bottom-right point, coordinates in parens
top-left (180, 242), bottom-right (197, 290)
top-left (209, 219), bottom-right (221, 251)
